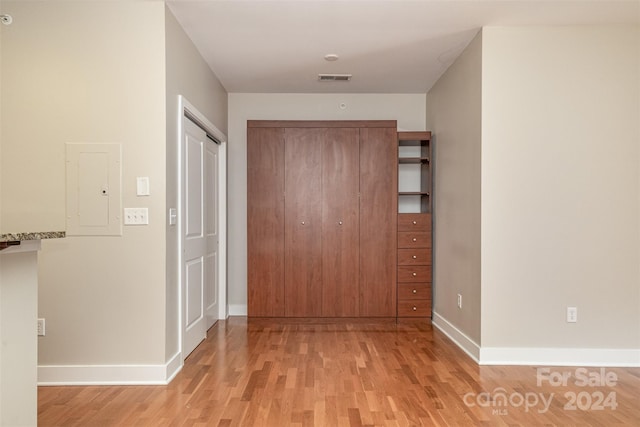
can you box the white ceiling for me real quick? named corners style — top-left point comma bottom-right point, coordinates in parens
top-left (166, 0), bottom-right (640, 94)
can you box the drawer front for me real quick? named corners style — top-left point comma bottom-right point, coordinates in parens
top-left (398, 232), bottom-right (431, 248)
top-left (398, 283), bottom-right (431, 300)
top-left (398, 248), bottom-right (431, 266)
top-left (398, 300), bottom-right (432, 317)
top-left (397, 265), bottom-right (431, 282)
top-left (398, 213), bottom-right (431, 232)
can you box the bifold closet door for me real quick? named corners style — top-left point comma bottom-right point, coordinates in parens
top-left (359, 127), bottom-right (398, 316)
top-left (284, 128), bottom-right (323, 317)
top-left (248, 121), bottom-right (397, 318)
top-left (247, 127), bottom-right (285, 316)
top-left (322, 128), bottom-right (360, 317)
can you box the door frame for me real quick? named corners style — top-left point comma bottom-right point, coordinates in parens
top-left (177, 95), bottom-right (227, 361)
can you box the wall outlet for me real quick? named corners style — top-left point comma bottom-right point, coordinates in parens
top-left (567, 307), bottom-right (577, 323)
top-left (37, 318), bottom-right (45, 336)
top-left (457, 294), bottom-right (462, 309)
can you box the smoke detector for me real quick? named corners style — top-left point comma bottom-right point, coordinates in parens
top-left (318, 74), bottom-right (352, 82)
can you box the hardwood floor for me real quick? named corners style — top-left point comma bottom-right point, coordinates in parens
top-left (39, 318), bottom-right (640, 426)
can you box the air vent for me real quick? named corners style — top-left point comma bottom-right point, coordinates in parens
top-left (318, 74), bottom-right (352, 82)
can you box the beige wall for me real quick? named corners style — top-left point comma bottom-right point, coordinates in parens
top-left (426, 32), bottom-right (482, 346)
top-left (2, 0), bottom-right (228, 373)
top-left (164, 6), bottom-right (228, 360)
top-left (227, 93), bottom-right (426, 311)
top-left (2, 1), bottom-right (168, 365)
top-left (481, 26), bottom-right (640, 349)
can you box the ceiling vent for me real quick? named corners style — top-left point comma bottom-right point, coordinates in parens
top-left (318, 74), bottom-right (352, 82)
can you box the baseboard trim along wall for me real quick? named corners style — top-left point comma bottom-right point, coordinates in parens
top-left (433, 311), bottom-right (640, 367)
top-left (479, 347), bottom-right (640, 367)
top-left (432, 311), bottom-right (481, 362)
top-left (38, 352), bottom-right (183, 386)
top-left (228, 304), bottom-right (247, 316)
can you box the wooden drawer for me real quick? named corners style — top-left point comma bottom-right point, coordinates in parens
top-left (398, 283), bottom-right (431, 300)
top-left (398, 232), bottom-right (431, 248)
top-left (398, 300), bottom-right (432, 317)
top-left (397, 265), bottom-right (431, 282)
top-left (398, 213), bottom-right (431, 232)
top-left (398, 248), bottom-right (431, 266)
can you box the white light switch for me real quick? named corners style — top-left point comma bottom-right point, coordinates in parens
top-left (124, 208), bottom-right (149, 225)
top-left (169, 208), bottom-right (177, 225)
top-left (136, 177), bottom-right (150, 196)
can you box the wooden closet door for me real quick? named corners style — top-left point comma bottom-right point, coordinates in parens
top-left (247, 127), bottom-right (285, 316)
top-left (359, 127), bottom-right (398, 316)
top-left (284, 128), bottom-right (323, 317)
top-left (322, 128), bottom-right (360, 317)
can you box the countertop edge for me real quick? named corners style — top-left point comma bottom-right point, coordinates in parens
top-left (0, 231), bottom-right (66, 242)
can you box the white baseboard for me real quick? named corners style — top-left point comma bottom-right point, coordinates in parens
top-left (479, 347), bottom-right (640, 367)
top-left (228, 304), bottom-right (247, 316)
top-left (38, 352), bottom-right (183, 386)
top-left (165, 351), bottom-right (183, 382)
top-left (433, 311), bottom-right (640, 367)
top-left (432, 311), bottom-right (480, 362)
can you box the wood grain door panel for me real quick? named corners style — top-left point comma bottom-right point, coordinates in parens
top-left (247, 127), bottom-right (285, 316)
top-left (359, 127), bottom-right (397, 316)
top-left (397, 232), bottom-right (431, 248)
top-left (322, 128), bottom-right (360, 317)
top-left (285, 128), bottom-right (323, 317)
top-left (397, 283), bottom-right (431, 300)
top-left (248, 121), bottom-right (398, 318)
top-left (397, 248), bottom-right (432, 266)
top-left (397, 266), bottom-right (431, 282)
top-left (397, 300), bottom-right (432, 317)
top-left (398, 213), bottom-right (431, 232)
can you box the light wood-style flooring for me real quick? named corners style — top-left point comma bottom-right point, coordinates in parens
top-left (38, 318), bottom-right (640, 426)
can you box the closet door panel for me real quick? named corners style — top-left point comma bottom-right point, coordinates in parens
top-left (247, 127), bottom-right (285, 316)
top-left (322, 128), bottom-right (360, 317)
top-left (359, 127), bottom-right (398, 316)
top-left (285, 128), bottom-right (323, 317)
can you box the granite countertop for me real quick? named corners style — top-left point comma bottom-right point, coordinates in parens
top-left (0, 231), bottom-right (66, 242)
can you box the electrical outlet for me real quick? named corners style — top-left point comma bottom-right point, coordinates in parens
top-left (567, 307), bottom-right (577, 323)
top-left (37, 318), bottom-right (45, 336)
top-left (457, 294), bottom-right (462, 309)
top-left (124, 208), bottom-right (149, 225)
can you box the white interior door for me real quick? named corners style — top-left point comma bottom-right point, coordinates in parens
top-left (203, 130), bottom-right (219, 329)
top-left (182, 117), bottom-right (219, 358)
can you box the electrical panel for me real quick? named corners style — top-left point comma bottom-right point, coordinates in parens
top-left (66, 143), bottom-right (122, 236)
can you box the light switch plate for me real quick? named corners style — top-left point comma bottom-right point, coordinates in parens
top-left (124, 208), bottom-right (149, 225)
top-left (136, 177), bottom-right (150, 196)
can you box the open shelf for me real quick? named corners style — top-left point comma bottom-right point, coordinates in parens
top-left (398, 131), bottom-right (431, 214)
top-left (398, 157), bottom-right (429, 164)
top-left (399, 191), bottom-right (430, 196)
